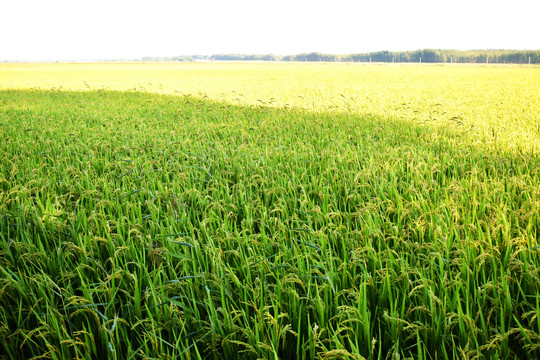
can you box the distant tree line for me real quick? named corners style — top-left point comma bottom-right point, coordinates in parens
top-left (142, 54), bottom-right (280, 62)
top-left (142, 49), bottom-right (540, 64)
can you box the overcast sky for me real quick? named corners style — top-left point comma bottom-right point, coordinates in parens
top-left (1, 0), bottom-right (539, 61)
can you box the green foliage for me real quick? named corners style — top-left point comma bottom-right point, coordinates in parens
top-left (288, 49), bottom-right (540, 63)
top-left (142, 49), bottom-right (540, 64)
top-left (0, 79), bottom-right (539, 359)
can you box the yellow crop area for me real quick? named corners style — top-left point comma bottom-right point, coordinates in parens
top-left (2, 62), bottom-right (539, 152)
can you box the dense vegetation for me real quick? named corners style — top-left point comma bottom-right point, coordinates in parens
top-left (0, 64), bottom-right (539, 359)
top-left (141, 49), bottom-right (540, 64)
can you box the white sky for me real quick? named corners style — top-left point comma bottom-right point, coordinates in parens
top-left (1, 0), bottom-right (539, 61)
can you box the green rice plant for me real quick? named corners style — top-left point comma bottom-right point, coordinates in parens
top-left (0, 63), bottom-right (539, 359)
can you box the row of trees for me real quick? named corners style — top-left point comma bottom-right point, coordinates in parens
top-left (326, 49), bottom-right (540, 64)
top-left (142, 49), bottom-right (540, 64)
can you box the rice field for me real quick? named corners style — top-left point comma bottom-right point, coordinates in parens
top-left (0, 62), bottom-right (539, 359)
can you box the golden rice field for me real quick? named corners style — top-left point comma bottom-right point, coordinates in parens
top-left (2, 62), bottom-right (539, 153)
top-left (0, 62), bottom-right (539, 359)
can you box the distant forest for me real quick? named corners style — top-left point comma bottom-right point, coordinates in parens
top-left (143, 49), bottom-right (540, 64)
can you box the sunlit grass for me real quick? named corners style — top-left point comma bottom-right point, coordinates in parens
top-left (0, 63), bottom-right (539, 359)
top-left (1, 62), bottom-right (539, 153)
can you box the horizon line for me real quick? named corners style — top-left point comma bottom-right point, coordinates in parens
top-left (2, 48), bottom-right (540, 63)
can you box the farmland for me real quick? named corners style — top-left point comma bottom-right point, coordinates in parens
top-left (1, 62), bottom-right (539, 359)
